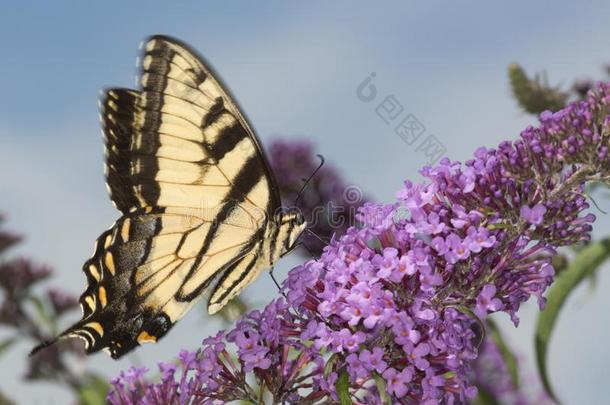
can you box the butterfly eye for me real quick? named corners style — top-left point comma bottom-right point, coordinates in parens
top-left (295, 212), bottom-right (305, 226)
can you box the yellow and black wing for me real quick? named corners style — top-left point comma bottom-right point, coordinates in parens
top-left (104, 36), bottom-right (281, 213)
top-left (34, 35), bottom-right (283, 358)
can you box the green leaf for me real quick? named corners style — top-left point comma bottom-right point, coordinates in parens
top-left (324, 353), bottom-right (340, 378)
top-left (508, 63), bottom-right (567, 114)
top-left (535, 238), bottom-right (610, 403)
top-left (0, 337), bottom-right (16, 358)
top-left (471, 385), bottom-right (501, 405)
top-left (335, 370), bottom-right (352, 405)
top-left (372, 371), bottom-right (391, 405)
top-left (75, 374), bottom-right (110, 405)
top-left (0, 389), bottom-right (16, 405)
top-left (551, 254), bottom-right (569, 276)
top-left (486, 223), bottom-right (512, 230)
top-left (486, 319), bottom-right (519, 389)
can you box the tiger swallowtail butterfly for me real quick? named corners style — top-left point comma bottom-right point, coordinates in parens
top-left (31, 35), bottom-right (306, 359)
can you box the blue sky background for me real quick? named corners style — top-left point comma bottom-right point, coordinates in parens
top-left (1, 1), bottom-right (610, 403)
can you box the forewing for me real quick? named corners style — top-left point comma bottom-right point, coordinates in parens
top-left (100, 35), bottom-right (281, 216)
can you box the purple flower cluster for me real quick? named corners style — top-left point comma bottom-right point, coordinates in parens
top-left (0, 215), bottom-right (89, 398)
top-left (0, 257), bottom-right (51, 294)
top-left (47, 288), bottom-right (79, 316)
top-left (284, 218), bottom-right (479, 403)
top-left (109, 300), bottom-right (326, 404)
top-left (109, 83), bottom-right (610, 404)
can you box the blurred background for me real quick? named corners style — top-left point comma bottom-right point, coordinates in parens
top-left (1, 1), bottom-right (610, 403)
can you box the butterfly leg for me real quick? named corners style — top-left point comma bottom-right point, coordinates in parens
top-left (269, 266), bottom-right (283, 291)
top-left (305, 228), bottom-right (329, 246)
top-left (269, 242), bottom-right (313, 298)
top-left (268, 266), bottom-right (290, 301)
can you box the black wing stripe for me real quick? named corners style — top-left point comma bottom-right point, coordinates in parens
top-left (206, 115), bottom-right (248, 162)
top-left (131, 105), bottom-right (247, 167)
top-left (176, 155), bottom-right (265, 302)
top-left (102, 89), bottom-right (142, 212)
top-left (211, 238), bottom-right (263, 306)
top-left (136, 47), bottom-right (175, 206)
top-left (134, 93), bottom-right (247, 164)
top-left (203, 97), bottom-right (225, 126)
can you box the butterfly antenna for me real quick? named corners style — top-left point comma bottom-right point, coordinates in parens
top-left (294, 154), bottom-right (325, 207)
top-left (299, 241), bottom-right (315, 257)
top-left (305, 228), bottom-right (329, 245)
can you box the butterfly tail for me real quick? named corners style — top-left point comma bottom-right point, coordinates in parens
top-left (29, 338), bottom-right (57, 356)
top-left (29, 320), bottom-right (91, 357)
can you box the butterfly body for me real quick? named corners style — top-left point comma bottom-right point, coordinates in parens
top-left (32, 35), bottom-right (306, 359)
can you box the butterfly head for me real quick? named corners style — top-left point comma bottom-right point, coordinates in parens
top-left (277, 208), bottom-right (307, 252)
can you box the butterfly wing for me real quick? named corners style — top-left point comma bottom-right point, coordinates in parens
top-left (38, 36), bottom-right (285, 358)
top-left (62, 203), bottom-right (265, 358)
top-left (103, 35), bottom-right (281, 213)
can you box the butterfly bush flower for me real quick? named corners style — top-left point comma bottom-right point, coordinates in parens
top-left (46, 288), bottom-right (79, 316)
top-left (109, 300), bottom-right (328, 404)
top-left (109, 84), bottom-right (610, 403)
